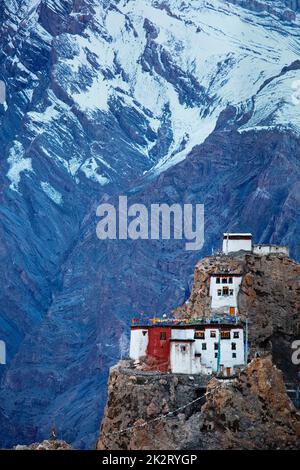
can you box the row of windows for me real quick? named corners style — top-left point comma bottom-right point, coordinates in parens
top-left (159, 331), bottom-right (240, 340)
top-left (180, 346), bottom-right (237, 359)
top-left (194, 331), bottom-right (239, 339)
top-left (217, 287), bottom-right (234, 296)
top-left (213, 352), bottom-right (237, 359)
top-left (201, 342), bottom-right (237, 351)
top-left (216, 277), bottom-right (233, 284)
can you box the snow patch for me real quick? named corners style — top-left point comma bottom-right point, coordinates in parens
top-left (7, 142), bottom-right (33, 191)
top-left (41, 181), bottom-right (63, 205)
top-left (73, 76), bottom-right (110, 113)
top-left (80, 158), bottom-right (110, 185)
top-left (240, 70), bottom-right (300, 134)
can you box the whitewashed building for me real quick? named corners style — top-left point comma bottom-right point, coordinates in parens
top-left (209, 273), bottom-right (242, 316)
top-left (222, 233), bottom-right (252, 254)
top-left (129, 328), bottom-right (148, 360)
top-left (130, 324), bottom-right (245, 377)
top-left (222, 234), bottom-right (288, 257)
top-left (170, 326), bottom-right (244, 376)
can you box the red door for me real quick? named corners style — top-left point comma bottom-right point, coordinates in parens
top-left (147, 327), bottom-right (171, 372)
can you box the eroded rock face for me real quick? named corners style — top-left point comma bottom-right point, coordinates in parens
top-left (201, 357), bottom-right (300, 450)
top-left (97, 358), bottom-right (300, 450)
top-left (239, 254), bottom-right (300, 368)
top-left (97, 360), bottom-right (209, 450)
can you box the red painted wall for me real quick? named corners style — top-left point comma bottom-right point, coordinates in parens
top-left (146, 327), bottom-right (171, 372)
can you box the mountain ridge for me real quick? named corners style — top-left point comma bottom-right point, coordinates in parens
top-left (0, 0), bottom-right (299, 448)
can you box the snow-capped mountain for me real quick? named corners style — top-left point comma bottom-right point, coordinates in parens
top-left (0, 0), bottom-right (299, 448)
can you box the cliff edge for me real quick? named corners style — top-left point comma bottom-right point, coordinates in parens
top-left (97, 357), bottom-right (300, 450)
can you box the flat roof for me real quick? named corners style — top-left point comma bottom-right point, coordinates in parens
top-left (131, 324), bottom-right (243, 330)
top-left (211, 273), bottom-right (243, 277)
top-left (223, 233), bottom-right (252, 236)
top-left (223, 233), bottom-right (252, 240)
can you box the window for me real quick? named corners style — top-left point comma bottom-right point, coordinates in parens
top-left (215, 353), bottom-right (218, 358)
top-left (217, 289), bottom-right (222, 296)
top-left (222, 277), bottom-right (227, 284)
top-left (221, 331), bottom-right (230, 339)
top-left (223, 287), bottom-right (229, 296)
top-left (229, 277), bottom-right (233, 284)
top-left (231, 342), bottom-right (236, 350)
top-left (210, 331), bottom-right (216, 338)
top-left (214, 343), bottom-right (219, 350)
top-left (216, 277), bottom-right (220, 284)
top-left (202, 343), bottom-right (207, 350)
top-left (232, 353), bottom-right (237, 358)
top-left (233, 331), bottom-right (239, 339)
top-left (229, 289), bottom-right (234, 296)
top-left (180, 345), bottom-right (186, 352)
top-left (195, 331), bottom-right (205, 339)
top-left (160, 332), bottom-right (166, 340)
top-left (142, 330), bottom-right (147, 336)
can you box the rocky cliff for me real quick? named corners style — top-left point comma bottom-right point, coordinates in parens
top-left (98, 357), bottom-right (300, 450)
top-left (98, 252), bottom-right (300, 450)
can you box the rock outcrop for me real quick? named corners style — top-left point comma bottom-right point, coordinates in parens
top-left (98, 357), bottom-right (300, 450)
top-left (97, 360), bottom-right (209, 451)
top-left (239, 254), bottom-right (300, 369)
top-left (201, 357), bottom-right (300, 450)
top-left (14, 439), bottom-right (72, 450)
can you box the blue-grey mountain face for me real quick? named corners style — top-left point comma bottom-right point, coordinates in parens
top-left (0, 0), bottom-right (299, 448)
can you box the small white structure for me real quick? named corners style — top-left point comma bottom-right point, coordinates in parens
top-left (223, 233), bottom-right (252, 254)
top-left (0, 340), bottom-right (6, 365)
top-left (209, 274), bottom-right (242, 315)
top-left (253, 244), bottom-right (289, 256)
top-left (129, 328), bottom-right (148, 360)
